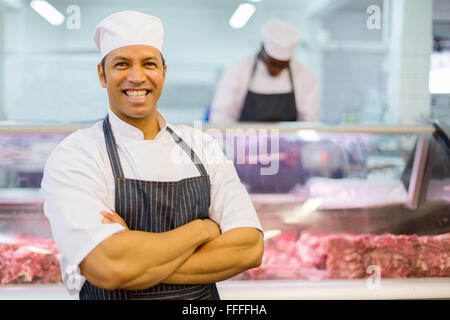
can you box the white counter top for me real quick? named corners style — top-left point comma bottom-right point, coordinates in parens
top-left (218, 279), bottom-right (450, 300)
top-left (1, 278), bottom-right (450, 300)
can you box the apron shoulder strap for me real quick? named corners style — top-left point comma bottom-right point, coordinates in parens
top-left (246, 55), bottom-right (259, 91)
top-left (166, 126), bottom-right (209, 176)
top-left (287, 64), bottom-right (296, 102)
top-left (103, 115), bottom-right (125, 179)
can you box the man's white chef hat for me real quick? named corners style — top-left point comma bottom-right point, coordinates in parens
top-left (261, 19), bottom-right (300, 61)
top-left (94, 11), bottom-right (164, 59)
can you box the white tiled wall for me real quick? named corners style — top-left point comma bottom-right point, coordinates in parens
top-left (0, 0), bottom-right (447, 125)
top-left (1, 0), bottom-right (312, 124)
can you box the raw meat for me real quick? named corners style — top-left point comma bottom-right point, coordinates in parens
top-left (368, 234), bottom-right (418, 278)
top-left (0, 234), bottom-right (62, 285)
top-left (231, 231), bottom-right (302, 281)
top-left (236, 231), bottom-right (450, 280)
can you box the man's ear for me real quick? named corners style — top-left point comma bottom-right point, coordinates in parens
top-left (97, 63), bottom-right (107, 88)
top-left (163, 64), bottom-right (167, 81)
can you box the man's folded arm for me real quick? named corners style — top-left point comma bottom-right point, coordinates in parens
top-left (161, 227), bottom-right (263, 285)
top-left (79, 219), bottom-right (220, 290)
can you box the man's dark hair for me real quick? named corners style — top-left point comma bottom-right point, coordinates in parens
top-left (101, 53), bottom-right (166, 82)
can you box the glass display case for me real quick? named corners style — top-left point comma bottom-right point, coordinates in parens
top-left (206, 121), bottom-right (450, 299)
top-left (0, 121), bottom-right (449, 299)
top-left (0, 126), bottom-right (82, 297)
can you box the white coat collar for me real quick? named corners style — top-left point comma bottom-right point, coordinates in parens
top-left (108, 109), bottom-right (168, 141)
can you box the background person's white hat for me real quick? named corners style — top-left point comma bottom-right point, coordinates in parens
top-left (261, 19), bottom-right (300, 61)
top-left (94, 10), bottom-right (164, 59)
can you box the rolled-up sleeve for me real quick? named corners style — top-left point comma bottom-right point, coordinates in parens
top-left (41, 132), bottom-right (125, 281)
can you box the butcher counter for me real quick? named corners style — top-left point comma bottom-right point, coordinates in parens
top-left (0, 121), bottom-right (449, 299)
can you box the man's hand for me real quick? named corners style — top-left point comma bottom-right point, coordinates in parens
top-left (201, 219), bottom-right (221, 241)
top-left (100, 210), bottom-right (129, 231)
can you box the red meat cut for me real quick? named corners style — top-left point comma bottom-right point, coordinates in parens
top-left (0, 235), bottom-right (62, 285)
top-left (236, 231), bottom-right (450, 280)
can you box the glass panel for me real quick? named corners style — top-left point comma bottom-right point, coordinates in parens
top-left (0, 125), bottom-right (448, 286)
top-left (219, 129), bottom-right (450, 281)
top-left (0, 133), bottom-right (68, 188)
top-left (0, 132), bottom-right (67, 285)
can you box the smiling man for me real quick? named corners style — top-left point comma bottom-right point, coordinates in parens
top-left (41, 11), bottom-right (263, 300)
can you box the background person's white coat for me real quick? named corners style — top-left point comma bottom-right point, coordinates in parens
top-left (209, 55), bottom-right (319, 123)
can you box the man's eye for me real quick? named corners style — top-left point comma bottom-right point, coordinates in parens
top-left (145, 62), bottom-right (156, 67)
top-left (115, 62), bottom-right (127, 68)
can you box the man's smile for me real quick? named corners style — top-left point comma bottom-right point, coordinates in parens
top-left (121, 88), bottom-right (152, 104)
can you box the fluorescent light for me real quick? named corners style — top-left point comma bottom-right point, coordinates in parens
top-left (30, 0), bottom-right (65, 26)
top-left (229, 3), bottom-right (256, 29)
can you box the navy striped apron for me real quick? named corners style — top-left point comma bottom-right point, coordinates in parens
top-left (79, 115), bottom-right (220, 300)
top-left (239, 56), bottom-right (298, 122)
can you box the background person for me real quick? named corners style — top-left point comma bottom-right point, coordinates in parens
top-left (209, 18), bottom-right (319, 123)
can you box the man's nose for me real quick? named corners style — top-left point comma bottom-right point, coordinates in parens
top-left (128, 65), bottom-right (146, 83)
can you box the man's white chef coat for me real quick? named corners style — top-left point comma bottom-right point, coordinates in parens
top-left (209, 55), bottom-right (319, 123)
top-left (41, 109), bottom-right (263, 297)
